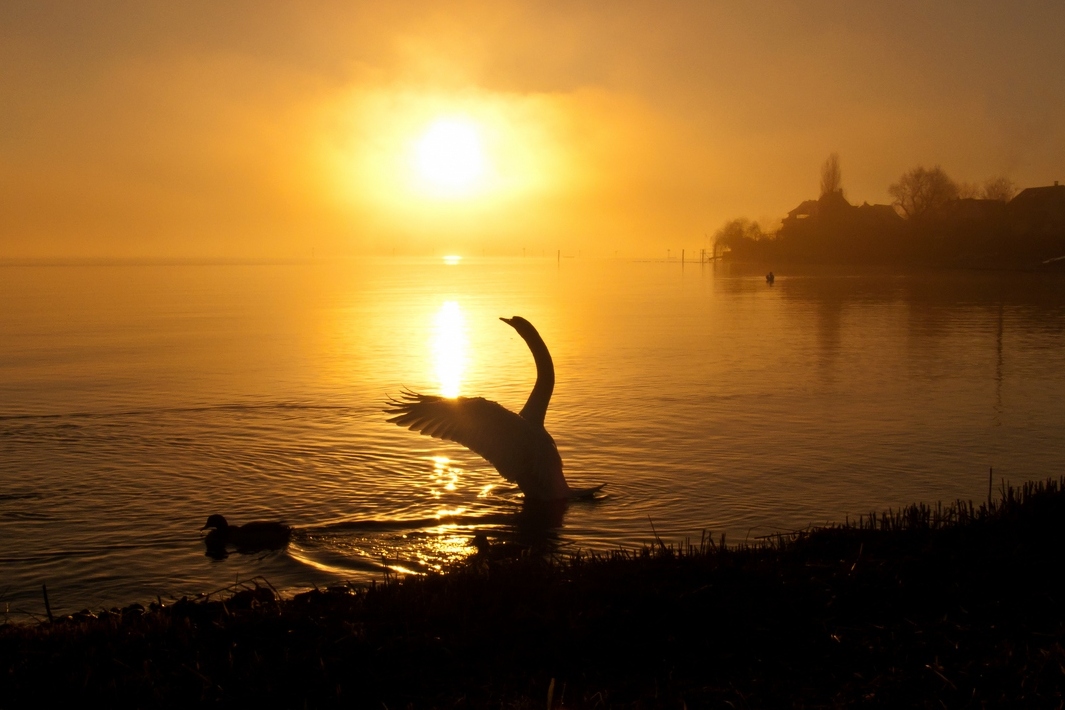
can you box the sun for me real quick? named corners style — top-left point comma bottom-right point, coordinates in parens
top-left (412, 118), bottom-right (487, 196)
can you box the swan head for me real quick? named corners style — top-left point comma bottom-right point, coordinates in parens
top-left (201, 514), bottom-right (229, 531)
top-left (500, 316), bottom-right (535, 336)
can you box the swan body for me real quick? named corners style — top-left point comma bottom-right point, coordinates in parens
top-left (386, 316), bottom-right (603, 501)
top-left (200, 514), bottom-right (291, 553)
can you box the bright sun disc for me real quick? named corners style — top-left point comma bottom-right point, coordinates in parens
top-left (413, 119), bottom-right (486, 194)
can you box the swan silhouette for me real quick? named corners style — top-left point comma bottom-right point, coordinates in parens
top-left (386, 316), bottom-right (604, 501)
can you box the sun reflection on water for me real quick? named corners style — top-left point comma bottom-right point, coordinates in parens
top-left (430, 455), bottom-right (461, 496)
top-left (416, 533), bottom-right (473, 573)
top-left (432, 300), bottom-right (468, 397)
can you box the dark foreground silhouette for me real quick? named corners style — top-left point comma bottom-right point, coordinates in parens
top-left (3, 479), bottom-right (1064, 707)
top-left (387, 316), bottom-right (604, 500)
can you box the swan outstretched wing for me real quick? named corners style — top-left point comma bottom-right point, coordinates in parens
top-left (385, 392), bottom-right (538, 484)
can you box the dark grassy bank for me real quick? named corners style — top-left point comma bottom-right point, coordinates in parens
top-left (3, 481), bottom-right (1065, 708)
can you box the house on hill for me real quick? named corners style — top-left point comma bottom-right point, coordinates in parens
top-left (781, 190), bottom-right (902, 232)
top-left (780, 190), bottom-right (853, 229)
top-left (1008, 182), bottom-right (1065, 262)
top-left (776, 190), bottom-right (902, 261)
top-left (857, 201), bottom-right (903, 223)
top-left (1009, 182), bottom-right (1065, 228)
top-left (942, 197), bottom-right (1008, 221)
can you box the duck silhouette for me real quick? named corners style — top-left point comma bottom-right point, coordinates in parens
top-left (200, 514), bottom-right (291, 556)
top-left (386, 316), bottom-right (604, 501)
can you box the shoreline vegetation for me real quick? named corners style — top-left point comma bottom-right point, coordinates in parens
top-left (715, 157), bottom-right (1065, 269)
top-left (3, 480), bottom-right (1065, 707)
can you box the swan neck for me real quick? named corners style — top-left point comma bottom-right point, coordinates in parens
top-left (519, 329), bottom-right (554, 426)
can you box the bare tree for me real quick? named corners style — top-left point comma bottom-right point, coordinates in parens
top-left (956, 181), bottom-right (981, 199)
top-left (982, 176), bottom-right (1017, 202)
top-left (820, 153), bottom-right (841, 196)
top-left (888, 165), bottom-right (958, 219)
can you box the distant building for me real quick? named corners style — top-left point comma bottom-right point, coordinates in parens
top-left (780, 190), bottom-right (853, 230)
top-left (1009, 183), bottom-right (1065, 230)
top-left (942, 197), bottom-right (1007, 222)
top-left (781, 191), bottom-right (901, 231)
top-left (857, 201), bottom-right (904, 223)
top-left (1008, 182), bottom-right (1065, 262)
top-left (776, 190), bottom-right (902, 261)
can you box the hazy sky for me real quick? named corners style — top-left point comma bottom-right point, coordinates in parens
top-left (2, 1), bottom-right (1064, 258)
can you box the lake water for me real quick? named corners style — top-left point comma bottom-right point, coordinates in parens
top-left (2, 258), bottom-right (1064, 617)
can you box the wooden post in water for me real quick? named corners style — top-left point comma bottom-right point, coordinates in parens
top-left (682, 249), bottom-right (685, 266)
top-left (42, 583), bottom-right (53, 623)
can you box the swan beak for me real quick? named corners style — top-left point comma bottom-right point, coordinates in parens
top-left (500, 317), bottom-right (514, 326)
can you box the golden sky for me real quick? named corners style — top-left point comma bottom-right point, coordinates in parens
top-left (2, 1), bottom-right (1064, 259)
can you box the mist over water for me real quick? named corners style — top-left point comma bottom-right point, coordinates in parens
top-left (2, 258), bottom-right (1064, 615)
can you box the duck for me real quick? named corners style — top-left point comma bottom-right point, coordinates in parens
top-left (386, 316), bottom-right (604, 501)
top-left (200, 514), bottom-right (292, 553)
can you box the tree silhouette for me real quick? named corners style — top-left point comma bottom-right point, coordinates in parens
top-left (956, 181), bottom-right (981, 199)
top-left (982, 176), bottom-right (1017, 202)
top-left (820, 153), bottom-right (841, 196)
top-left (888, 165), bottom-right (958, 219)
top-left (713, 218), bottom-right (769, 259)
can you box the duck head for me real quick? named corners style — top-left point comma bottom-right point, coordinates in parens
top-left (201, 514), bottom-right (229, 531)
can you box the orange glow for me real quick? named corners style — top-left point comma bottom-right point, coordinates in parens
top-left (3, 5), bottom-right (1062, 259)
top-left (321, 87), bottom-right (592, 249)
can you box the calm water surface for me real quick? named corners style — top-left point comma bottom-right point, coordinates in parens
top-left (2, 258), bottom-right (1064, 615)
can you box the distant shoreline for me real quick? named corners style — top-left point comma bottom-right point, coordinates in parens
top-left (715, 183), bottom-right (1065, 270)
top-left (3, 255), bottom-right (1064, 273)
top-left (3, 479), bottom-right (1063, 706)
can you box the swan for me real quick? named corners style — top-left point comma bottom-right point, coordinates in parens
top-left (200, 514), bottom-right (292, 553)
top-left (386, 316), bottom-right (604, 501)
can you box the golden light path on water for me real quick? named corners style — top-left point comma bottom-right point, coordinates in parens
top-left (432, 299), bottom-right (468, 398)
top-left (412, 297), bottom-right (478, 574)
